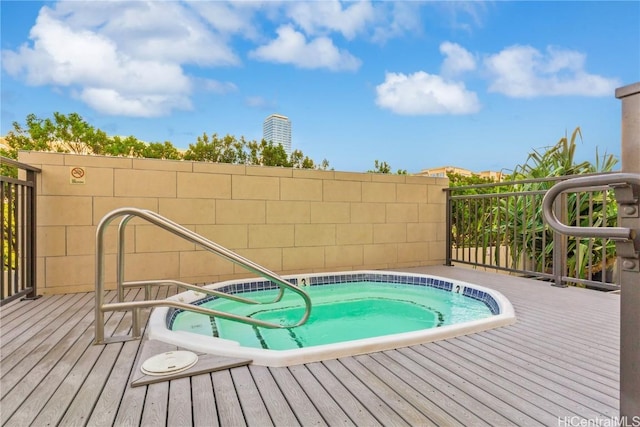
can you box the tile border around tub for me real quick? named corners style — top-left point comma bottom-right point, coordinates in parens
top-left (166, 272), bottom-right (501, 327)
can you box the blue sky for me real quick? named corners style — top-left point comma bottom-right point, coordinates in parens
top-left (1, 1), bottom-right (639, 174)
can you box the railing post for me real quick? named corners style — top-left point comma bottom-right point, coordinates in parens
top-left (24, 168), bottom-right (38, 300)
top-left (615, 82), bottom-right (640, 418)
top-left (551, 193), bottom-right (568, 287)
top-left (445, 189), bottom-right (453, 266)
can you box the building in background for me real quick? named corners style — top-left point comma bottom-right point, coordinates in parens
top-left (263, 114), bottom-right (291, 155)
top-left (416, 165), bottom-right (503, 181)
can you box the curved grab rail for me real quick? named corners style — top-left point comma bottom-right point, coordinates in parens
top-left (115, 211), bottom-right (284, 304)
top-left (542, 172), bottom-right (640, 240)
top-left (95, 207), bottom-right (311, 344)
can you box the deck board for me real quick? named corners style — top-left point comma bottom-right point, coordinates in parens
top-left (288, 364), bottom-right (354, 427)
top-left (248, 365), bottom-right (300, 427)
top-left (0, 266), bottom-right (622, 426)
top-left (191, 373), bottom-right (220, 427)
top-left (268, 366), bottom-right (325, 426)
top-left (211, 369), bottom-right (247, 427)
top-left (231, 366), bottom-right (274, 427)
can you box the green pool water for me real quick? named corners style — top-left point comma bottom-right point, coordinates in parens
top-left (171, 281), bottom-right (493, 350)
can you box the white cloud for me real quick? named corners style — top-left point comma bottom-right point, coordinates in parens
top-left (371, 2), bottom-right (423, 43)
top-left (285, 0), bottom-right (375, 40)
top-left (249, 25), bottom-right (361, 71)
top-left (198, 79), bottom-right (238, 95)
top-left (484, 45), bottom-right (620, 97)
top-left (0, 2), bottom-right (242, 117)
top-left (187, 1), bottom-right (263, 40)
top-left (375, 72), bottom-right (480, 115)
top-left (78, 88), bottom-right (192, 118)
top-left (440, 42), bottom-right (476, 77)
top-left (51, 1), bottom-right (239, 66)
top-left (435, 1), bottom-right (489, 33)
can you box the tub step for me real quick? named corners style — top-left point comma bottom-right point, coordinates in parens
top-left (130, 339), bottom-right (252, 387)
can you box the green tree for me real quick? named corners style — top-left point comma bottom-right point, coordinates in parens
top-left (102, 135), bottom-right (146, 157)
top-left (3, 112), bottom-right (183, 161)
top-left (494, 127), bottom-right (618, 282)
top-left (245, 139), bottom-right (290, 167)
top-left (143, 141), bottom-right (182, 160)
top-left (368, 160), bottom-right (391, 174)
top-left (4, 112), bottom-right (110, 157)
top-left (3, 112), bottom-right (329, 170)
top-left (367, 160), bottom-right (408, 175)
top-left (289, 149), bottom-right (312, 168)
top-left (183, 133), bottom-right (247, 164)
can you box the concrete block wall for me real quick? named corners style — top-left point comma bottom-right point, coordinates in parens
top-left (19, 151), bottom-right (448, 295)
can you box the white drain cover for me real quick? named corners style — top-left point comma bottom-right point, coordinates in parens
top-left (141, 351), bottom-right (198, 376)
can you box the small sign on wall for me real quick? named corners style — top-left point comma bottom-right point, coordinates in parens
top-left (70, 167), bottom-right (86, 184)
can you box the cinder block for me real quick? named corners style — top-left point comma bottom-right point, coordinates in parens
top-left (132, 158), bottom-right (192, 171)
top-left (292, 169), bottom-right (334, 180)
top-left (193, 162), bottom-right (246, 175)
top-left (406, 223), bottom-right (439, 243)
top-left (267, 201), bottom-right (310, 224)
top-left (18, 151), bottom-right (65, 166)
top-left (124, 252), bottom-right (181, 281)
top-left (216, 200), bottom-right (265, 224)
top-left (232, 175), bottom-right (279, 200)
top-left (363, 243), bottom-right (398, 265)
top-left (234, 248), bottom-right (283, 272)
top-left (194, 224), bottom-right (248, 249)
top-left (373, 223), bottom-right (407, 244)
top-left (93, 197), bottom-right (159, 224)
top-left (386, 204), bottom-right (419, 223)
top-left (427, 185), bottom-right (447, 204)
top-left (65, 153), bottom-right (133, 169)
top-left (336, 224), bottom-right (373, 245)
top-left (310, 202), bottom-right (350, 223)
top-left (246, 165), bottom-right (292, 177)
top-left (362, 182), bottom-right (396, 202)
top-left (405, 175), bottom-right (431, 184)
top-left (325, 245), bottom-right (363, 268)
top-left (350, 203), bottom-right (385, 223)
top-left (397, 184), bottom-right (428, 203)
top-left (429, 240), bottom-right (446, 262)
top-left (66, 225), bottom-right (98, 256)
top-left (180, 250), bottom-right (234, 277)
top-left (334, 172), bottom-right (371, 182)
top-left (37, 226), bottom-right (66, 257)
top-left (280, 178), bottom-right (322, 201)
top-left (371, 174), bottom-right (405, 183)
top-left (40, 165), bottom-right (113, 196)
top-left (249, 225), bottom-right (294, 248)
top-left (323, 180), bottom-right (362, 202)
top-left (114, 169), bottom-right (176, 198)
top-left (398, 242), bottom-right (430, 263)
top-left (45, 254), bottom-right (94, 287)
top-left (294, 224), bottom-right (335, 247)
top-left (158, 198), bottom-right (216, 225)
top-left (134, 224), bottom-right (196, 253)
top-left (38, 196), bottom-right (92, 226)
top-left (419, 204), bottom-right (446, 223)
top-left (177, 172), bottom-right (231, 199)
top-left (282, 246), bottom-right (325, 270)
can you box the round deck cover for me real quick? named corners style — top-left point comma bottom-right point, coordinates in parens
top-left (141, 351), bottom-right (198, 376)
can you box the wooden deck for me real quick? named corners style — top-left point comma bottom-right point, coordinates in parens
top-left (0, 266), bottom-right (620, 426)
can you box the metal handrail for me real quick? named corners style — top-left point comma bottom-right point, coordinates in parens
top-left (94, 207), bottom-right (312, 344)
top-left (542, 173), bottom-right (640, 240)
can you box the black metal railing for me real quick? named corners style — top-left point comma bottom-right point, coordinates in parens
top-left (1, 156), bottom-right (40, 305)
top-left (444, 172), bottom-right (620, 291)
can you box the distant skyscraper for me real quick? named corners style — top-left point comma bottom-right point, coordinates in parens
top-left (263, 114), bottom-right (291, 155)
